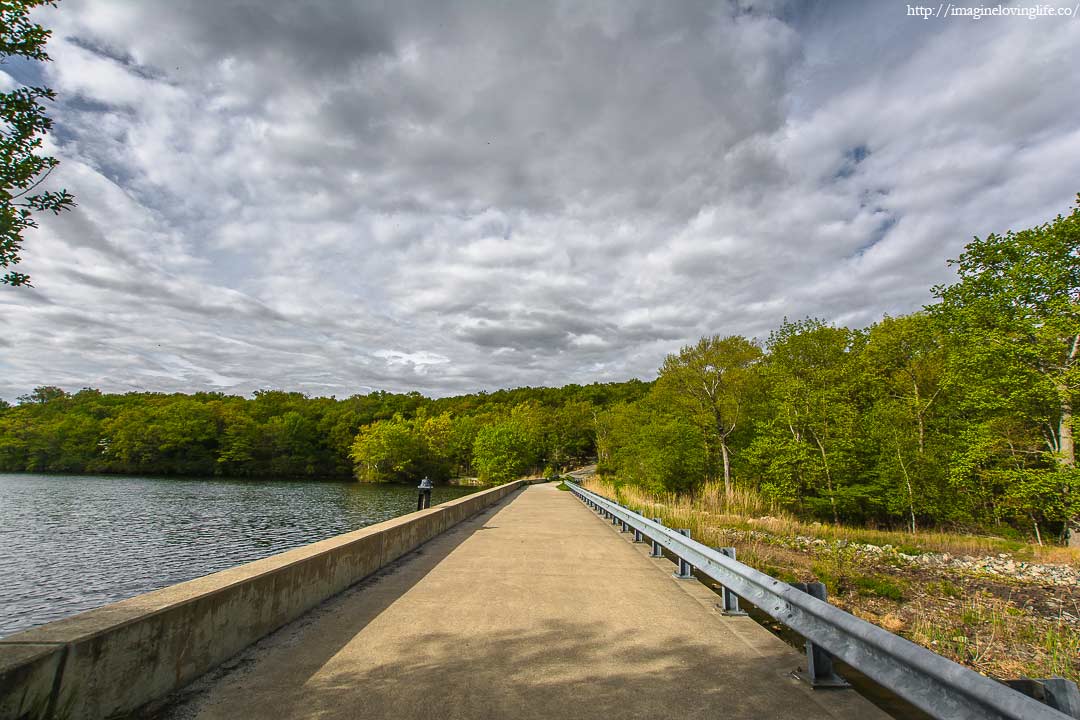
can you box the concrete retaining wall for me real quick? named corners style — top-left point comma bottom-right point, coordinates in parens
top-left (0, 480), bottom-right (530, 720)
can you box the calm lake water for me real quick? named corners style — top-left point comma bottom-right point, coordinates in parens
top-left (0, 473), bottom-right (480, 638)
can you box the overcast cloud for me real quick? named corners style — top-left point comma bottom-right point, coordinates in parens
top-left (2, 0), bottom-right (1078, 400)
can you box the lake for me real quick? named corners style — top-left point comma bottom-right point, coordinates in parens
top-left (0, 473), bottom-right (481, 638)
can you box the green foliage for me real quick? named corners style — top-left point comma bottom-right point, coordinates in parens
top-left (593, 198), bottom-right (1080, 543)
top-left (0, 0), bottom-right (75, 286)
top-left (749, 319), bottom-right (863, 523)
top-left (350, 416), bottom-right (425, 482)
top-left (928, 580), bottom-right (964, 598)
top-left (932, 197), bottom-right (1080, 541)
top-left (1, 380), bottom-right (645, 481)
top-left (597, 401), bottom-right (705, 493)
top-left (472, 418), bottom-right (537, 483)
top-left (853, 574), bottom-right (907, 602)
top-left (654, 335), bottom-right (761, 493)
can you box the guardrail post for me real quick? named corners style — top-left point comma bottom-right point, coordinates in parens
top-left (673, 529), bottom-right (694, 579)
top-left (718, 548), bottom-right (747, 616)
top-left (633, 527), bottom-right (643, 543)
top-left (1005, 678), bottom-right (1080, 718)
top-left (649, 518), bottom-right (664, 557)
top-left (791, 582), bottom-right (849, 688)
top-left (621, 519), bottom-right (630, 533)
top-left (611, 513), bottom-right (619, 526)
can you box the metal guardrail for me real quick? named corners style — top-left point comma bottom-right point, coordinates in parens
top-left (567, 481), bottom-right (1077, 720)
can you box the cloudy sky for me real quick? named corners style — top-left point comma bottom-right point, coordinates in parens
top-left (1, 0), bottom-right (1078, 400)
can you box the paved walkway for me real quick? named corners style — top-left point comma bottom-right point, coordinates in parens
top-left (166, 483), bottom-right (887, 720)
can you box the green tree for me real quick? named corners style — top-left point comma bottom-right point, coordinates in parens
top-left (216, 403), bottom-right (259, 475)
top-left (447, 414), bottom-right (480, 477)
top-left (862, 313), bottom-right (948, 531)
top-left (17, 385), bottom-right (67, 404)
top-left (350, 415), bottom-right (424, 482)
top-left (933, 198), bottom-right (1080, 543)
top-left (598, 400), bottom-right (705, 494)
top-left (472, 418), bottom-right (537, 483)
top-left (655, 335), bottom-right (762, 497)
top-left (546, 399), bottom-right (595, 471)
top-left (102, 397), bottom-right (218, 474)
top-left (0, 0), bottom-right (75, 286)
top-left (752, 320), bottom-right (862, 523)
top-left (1000, 467), bottom-right (1080, 545)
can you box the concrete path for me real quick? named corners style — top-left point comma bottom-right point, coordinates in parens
top-left (165, 483), bottom-right (887, 720)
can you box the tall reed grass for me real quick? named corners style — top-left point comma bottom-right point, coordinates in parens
top-left (581, 477), bottom-right (1080, 566)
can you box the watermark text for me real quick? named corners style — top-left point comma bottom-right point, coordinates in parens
top-left (907, 3), bottom-right (1077, 19)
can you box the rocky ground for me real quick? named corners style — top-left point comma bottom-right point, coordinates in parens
top-left (727, 522), bottom-right (1080, 587)
top-left (712, 524), bottom-right (1080, 683)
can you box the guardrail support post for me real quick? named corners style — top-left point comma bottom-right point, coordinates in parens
top-left (1005, 678), bottom-right (1080, 718)
top-left (718, 548), bottom-right (748, 616)
top-left (649, 518), bottom-right (664, 557)
top-left (673, 529), bottom-right (694, 579)
top-left (621, 519), bottom-right (630, 533)
top-left (611, 513), bottom-right (619, 526)
top-left (1044, 678), bottom-right (1080, 718)
top-left (792, 582), bottom-right (849, 688)
top-left (633, 527), bottom-right (643, 543)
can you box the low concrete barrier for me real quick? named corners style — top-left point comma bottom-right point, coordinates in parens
top-left (0, 479), bottom-right (530, 720)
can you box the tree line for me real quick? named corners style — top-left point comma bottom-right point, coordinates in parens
top-left (0, 381), bottom-right (649, 481)
top-left (598, 199), bottom-right (1079, 544)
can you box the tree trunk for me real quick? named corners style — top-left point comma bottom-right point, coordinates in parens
top-left (1064, 393), bottom-right (1079, 547)
top-left (1059, 336), bottom-right (1077, 546)
top-left (1063, 334), bottom-right (1078, 467)
top-left (720, 440), bottom-right (732, 499)
top-left (896, 443), bottom-right (916, 534)
top-left (1060, 388), bottom-right (1075, 468)
top-left (813, 435), bottom-right (840, 524)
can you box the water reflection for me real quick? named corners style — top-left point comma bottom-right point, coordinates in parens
top-left (0, 474), bottom-right (480, 637)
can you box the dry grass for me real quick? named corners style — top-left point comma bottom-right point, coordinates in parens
top-left (584, 477), bottom-right (1080, 566)
top-left (580, 476), bottom-right (1080, 683)
top-left (904, 595), bottom-right (1080, 681)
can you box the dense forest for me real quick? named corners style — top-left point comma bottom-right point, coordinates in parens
top-left (2, 200), bottom-right (1077, 541)
top-left (0, 381), bottom-right (649, 481)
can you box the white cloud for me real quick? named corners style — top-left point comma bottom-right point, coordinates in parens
top-left (2, 0), bottom-right (1078, 400)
